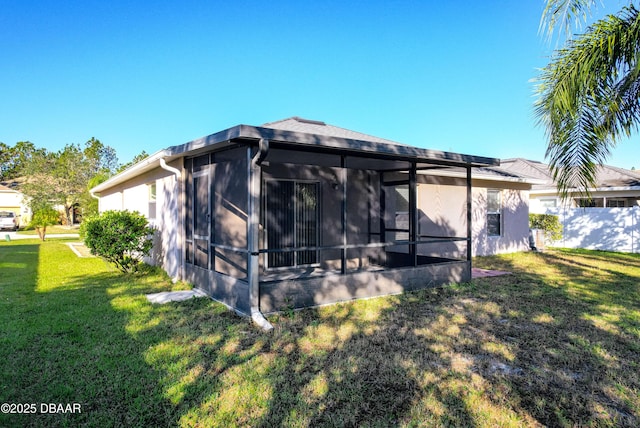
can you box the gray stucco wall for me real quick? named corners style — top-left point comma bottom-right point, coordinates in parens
top-left (259, 261), bottom-right (469, 313)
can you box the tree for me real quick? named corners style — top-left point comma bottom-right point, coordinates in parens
top-left (536, 1), bottom-right (640, 197)
top-left (0, 141), bottom-right (42, 181)
top-left (21, 138), bottom-right (118, 226)
top-left (117, 150), bottom-right (149, 173)
top-left (29, 205), bottom-right (60, 241)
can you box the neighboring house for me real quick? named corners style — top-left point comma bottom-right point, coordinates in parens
top-left (91, 117), bottom-right (532, 324)
top-left (501, 158), bottom-right (640, 252)
top-left (0, 182), bottom-right (30, 228)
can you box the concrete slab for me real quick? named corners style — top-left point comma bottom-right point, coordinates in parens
top-left (146, 289), bottom-right (207, 304)
top-left (472, 268), bottom-right (511, 278)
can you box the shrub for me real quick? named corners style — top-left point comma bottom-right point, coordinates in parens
top-left (29, 206), bottom-right (60, 241)
top-left (529, 213), bottom-right (563, 243)
top-left (82, 210), bottom-right (154, 273)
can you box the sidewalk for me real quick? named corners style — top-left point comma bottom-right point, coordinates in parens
top-left (2, 231), bottom-right (80, 241)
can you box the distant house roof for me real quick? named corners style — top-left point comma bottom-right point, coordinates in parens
top-left (92, 117), bottom-right (499, 194)
top-left (499, 158), bottom-right (640, 191)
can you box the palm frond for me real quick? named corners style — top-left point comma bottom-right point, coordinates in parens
top-left (536, 5), bottom-right (640, 197)
top-left (540, 0), bottom-right (597, 39)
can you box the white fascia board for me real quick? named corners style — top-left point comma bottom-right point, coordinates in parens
top-left (91, 150), bottom-right (170, 194)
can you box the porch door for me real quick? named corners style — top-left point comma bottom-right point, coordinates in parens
top-left (193, 170), bottom-right (210, 269)
top-left (265, 180), bottom-right (319, 268)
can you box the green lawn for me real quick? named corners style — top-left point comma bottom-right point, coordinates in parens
top-left (1, 240), bottom-right (639, 427)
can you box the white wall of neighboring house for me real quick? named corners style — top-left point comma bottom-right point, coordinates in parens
top-left (532, 206), bottom-right (640, 253)
top-left (0, 188), bottom-right (31, 227)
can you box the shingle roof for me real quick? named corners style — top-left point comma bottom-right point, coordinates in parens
top-left (499, 158), bottom-right (640, 189)
top-left (93, 117), bottom-right (499, 194)
top-left (262, 117), bottom-right (402, 146)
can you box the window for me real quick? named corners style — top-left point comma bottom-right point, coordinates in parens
top-left (265, 180), bottom-right (320, 268)
top-left (487, 189), bottom-right (502, 237)
top-left (148, 183), bottom-right (157, 220)
top-left (606, 199), bottom-right (626, 208)
top-left (539, 198), bottom-right (557, 208)
top-left (575, 198), bottom-right (602, 208)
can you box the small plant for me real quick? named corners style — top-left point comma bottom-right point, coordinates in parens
top-left (82, 210), bottom-right (154, 273)
top-left (29, 206), bottom-right (61, 241)
top-left (529, 213), bottom-right (563, 243)
top-left (282, 296), bottom-right (296, 319)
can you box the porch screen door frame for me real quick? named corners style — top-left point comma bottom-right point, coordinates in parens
top-left (193, 169), bottom-right (211, 269)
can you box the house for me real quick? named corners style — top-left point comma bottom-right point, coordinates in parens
top-left (0, 182), bottom-right (30, 228)
top-left (91, 117), bottom-right (533, 327)
top-left (500, 158), bottom-right (640, 209)
top-left (501, 158), bottom-right (640, 252)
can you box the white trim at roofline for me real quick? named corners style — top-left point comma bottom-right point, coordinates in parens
top-left (91, 150), bottom-right (172, 194)
top-left (532, 185), bottom-right (640, 195)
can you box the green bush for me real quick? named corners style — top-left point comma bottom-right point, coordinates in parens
top-left (529, 213), bottom-right (563, 243)
top-left (29, 206), bottom-right (61, 241)
top-left (82, 210), bottom-right (154, 273)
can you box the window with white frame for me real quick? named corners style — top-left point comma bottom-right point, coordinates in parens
top-left (539, 198), bottom-right (557, 208)
top-left (148, 182), bottom-right (157, 220)
top-left (487, 189), bottom-right (502, 237)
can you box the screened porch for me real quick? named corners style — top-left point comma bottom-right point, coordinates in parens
top-left (182, 139), bottom-right (478, 313)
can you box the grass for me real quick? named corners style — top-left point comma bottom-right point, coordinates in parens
top-left (1, 240), bottom-right (639, 427)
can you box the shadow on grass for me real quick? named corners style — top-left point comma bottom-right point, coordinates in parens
top-left (0, 242), bottom-right (181, 426)
top-left (2, 242), bottom-right (639, 426)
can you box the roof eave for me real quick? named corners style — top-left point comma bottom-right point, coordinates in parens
top-left (92, 123), bottom-right (499, 194)
top-left (91, 149), bottom-right (172, 194)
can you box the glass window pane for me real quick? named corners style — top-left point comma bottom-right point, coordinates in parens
top-left (487, 213), bottom-right (501, 236)
top-left (487, 189), bottom-right (501, 212)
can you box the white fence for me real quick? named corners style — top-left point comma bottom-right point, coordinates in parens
top-left (535, 206), bottom-right (640, 253)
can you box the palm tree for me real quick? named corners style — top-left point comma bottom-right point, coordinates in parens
top-left (536, 1), bottom-right (640, 197)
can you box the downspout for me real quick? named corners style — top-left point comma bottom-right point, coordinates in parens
top-left (249, 139), bottom-right (273, 331)
top-left (159, 157), bottom-right (183, 282)
top-left (160, 157), bottom-right (182, 178)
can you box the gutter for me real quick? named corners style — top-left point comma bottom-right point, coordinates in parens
top-left (248, 139), bottom-right (273, 331)
top-left (91, 150), bottom-right (170, 195)
top-left (159, 156), bottom-right (183, 282)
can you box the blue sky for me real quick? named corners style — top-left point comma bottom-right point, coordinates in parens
top-left (1, 0), bottom-right (637, 169)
